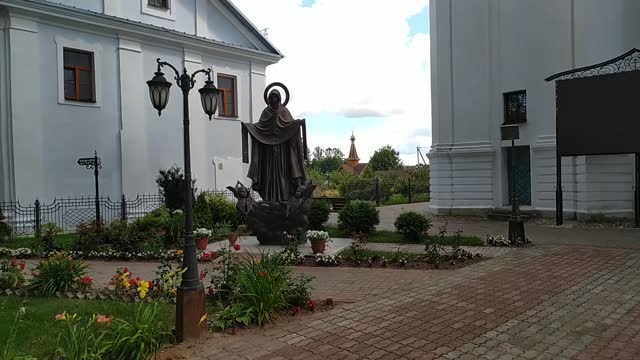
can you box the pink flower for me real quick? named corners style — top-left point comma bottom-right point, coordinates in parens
top-left (307, 300), bottom-right (317, 311)
top-left (82, 276), bottom-right (93, 284)
top-left (19, 262), bottom-right (25, 271)
top-left (96, 314), bottom-right (113, 325)
top-left (11, 257), bottom-right (17, 267)
top-left (199, 270), bottom-right (206, 281)
top-left (233, 244), bottom-right (241, 251)
top-left (203, 252), bottom-right (211, 260)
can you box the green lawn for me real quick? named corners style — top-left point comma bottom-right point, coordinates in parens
top-left (0, 297), bottom-right (175, 359)
top-left (326, 227), bottom-right (485, 246)
top-left (2, 233), bottom-right (79, 250)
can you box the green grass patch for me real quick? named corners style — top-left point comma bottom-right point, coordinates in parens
top-left (0, 297), bottom-right (175, 359)
top-left (1, 233), bottom-right (79, 250)
top-left (326, 227), bottom-right (484, 246)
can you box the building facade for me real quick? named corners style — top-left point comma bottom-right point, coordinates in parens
top-left (0, 0), bottom-right (282, 203)
top-left (428, 0), bottom-right (640, 219)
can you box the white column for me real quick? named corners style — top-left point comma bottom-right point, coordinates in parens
top-left (118, 38), bottom-right (150, 196)
top-left (8, 16), bottom-right (43, 201)
top-left (0, 14), bottom-right (12, 201)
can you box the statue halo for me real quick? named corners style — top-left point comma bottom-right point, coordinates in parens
top-left (264, 82), bottom-right (290, 107)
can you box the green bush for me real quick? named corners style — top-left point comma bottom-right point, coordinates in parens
top-left (338, 200), bottom-right (380, 234)
top-left (31, 252), bottom-right (90, 294)
top-left (286, 274), bottom-right (313, 308)
top-left (103, 220), bottom-right (130, 253)
top-left (105, 302), bottom-right (173, 360)
top-left (0, 257), bottom-right (26, 290)
top-left (75, 221), bottom-right (103, 252)
top-left (384, 194), bottom-right (407, 206)
top-left (308, 200), bottom-right (330, 230)
top-left (40, 223), bottom-right (63, 253)
top-left (0, 207), bottom-right (12, 241)
top-left (193, 192), bottom-right (239, 230)
top-left (156, 166), bottom-right (196, 212)
top-left (394, 211), bottom-right (432, 243)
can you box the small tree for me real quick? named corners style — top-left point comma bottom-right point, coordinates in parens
top-left (156, 166), bottom-right (197, 212)
top-left (369, 145), bottom-right (402, 171)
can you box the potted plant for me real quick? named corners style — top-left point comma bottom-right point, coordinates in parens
top-left (226, 224), bottom-right (248, 245)
top-left (307, 230), bottom-right (330, 254)
top-left (194, 228), bottom-right (212, 250)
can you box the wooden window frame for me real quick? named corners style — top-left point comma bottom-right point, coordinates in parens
top-left (148, 0), bottom-right (169, 9)
top-left (63, 48), bottom-right (95, 103)
top-left (217, 73), bottom-right (238, 118)
top-left (503, 90), bottom-right (527, 125)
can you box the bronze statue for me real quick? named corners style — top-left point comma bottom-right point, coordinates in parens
top-left (230, 83), bottom-right (315, 245)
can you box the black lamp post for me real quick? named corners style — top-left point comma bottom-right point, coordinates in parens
top-left (501, 124), bottom-right (525, 243)
top-left (147, 58), bottom-right (219, 342)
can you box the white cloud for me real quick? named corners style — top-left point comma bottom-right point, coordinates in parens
top-left (232, 0), bottom-right (431, 164)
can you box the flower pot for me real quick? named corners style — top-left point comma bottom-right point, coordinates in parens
top-left (310, 239), bottom-right (326, 254)
top-left (227, 234), bottom-right (239, 244)
top-left (196, 237), bottom-right (209, 251)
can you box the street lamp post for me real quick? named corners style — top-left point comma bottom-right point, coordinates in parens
top-left (146, 58), bottom-right (219, 342)
top-left (77, 151), bottom-right (102, 230)
top-left (501, 124), bottom-right (525, 243)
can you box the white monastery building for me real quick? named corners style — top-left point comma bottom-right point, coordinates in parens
top-left (0, 0), bottom-right (282, 203)
top-left (428, 0), bottom-right (640, 220)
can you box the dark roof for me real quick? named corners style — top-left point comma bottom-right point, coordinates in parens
top-left (1, 0), bottom-right (283, 59)
top-left (347, 133), bottom-right (359, 161)
top-left (339, 163), bottom-right (369, 176)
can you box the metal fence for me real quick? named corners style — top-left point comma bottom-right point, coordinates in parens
top-left (342, 177), bottom-right (430, 206)
top-left (0, 189), bottom-right (261, 236)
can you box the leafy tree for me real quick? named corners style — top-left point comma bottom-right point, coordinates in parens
top-left (309, 147), bottom-right (345, 174)
top-left (156, 166), bottom-right (197, 211)
top-left (369, 145), bottom-right (402, 171)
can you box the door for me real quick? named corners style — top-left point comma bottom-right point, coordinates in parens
top-left (507, 146), bottom-right (531, 205)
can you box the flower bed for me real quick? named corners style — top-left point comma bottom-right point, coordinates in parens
top-left (0, 246), bottom-right (219, 262)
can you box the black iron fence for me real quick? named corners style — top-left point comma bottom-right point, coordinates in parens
top-left (0, 189), bottom-right (260, 236)
top-left (342, 177), bottom-right (430, 206)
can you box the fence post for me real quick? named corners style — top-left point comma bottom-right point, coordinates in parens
top-left (34, 199), bottom-right (41, 237)
top-left (408, 177), bottom-right (412, 204)
top-left (375, 178), bottom-right (380, 207)
top-left (121, 194), bottom-right (127, 222)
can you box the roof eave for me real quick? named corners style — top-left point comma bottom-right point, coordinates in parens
top-left (0, 0), bottom-right (283, 64)
top-left (219, 0), bottom-right (284, 58)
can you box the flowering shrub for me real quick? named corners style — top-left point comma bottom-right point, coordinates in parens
top-left (0, 257), bottom-right (26, 290)
top-left (280, 232), bottom-right (304, 265)
top-left (0, 247), bottom-right (35, 258)
top-left (306, 230), bottom-right (330, 242)
top-left (54, 303), bottom-right (172, 360)
top-left (314, 254), bottom-right (343, 266)
top-left (286, 274), bottom-right (313, 308)
top-left (485, 234), bottom-right (531, 247)
top-left (153, 259), bottom-right (187, 300)
top-left (30, 252), bottom-right (91, 294)
top-left (349, 232), bottom-right (368, 264)
top-left (110, 268), bottom-right (157, 300)
top-left (194, 228), bottom-right (212, 238)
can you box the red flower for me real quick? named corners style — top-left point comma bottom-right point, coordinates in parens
top-left (82, 276), bottom-right (93, 284)
top-left (233, 244), bottom-right (241, 251)
top-left (307, 300), bottom-right (317, 310)
top-left (136, 277), bottom-right (141, 281)
top-left (211, 251), bottom-right (217, 258)
top-left (129, 278), bottom-right (137, 287)
top-left (257, 271), bottom-right (267, 278)
top-left (291, 306), bottom-right (301, 315)
top-left (148, 281), bottom-right (154, 289)
top-left (122, 267), bottom-right (129, 274)
top-left (203, 252), bottom-right (211, 260)
top-left (199, 270), bottom-right (206, 281)
top-left (19, 262), bottom-right (25, 271)
top-left (11, 257), bottom-right (17, 267)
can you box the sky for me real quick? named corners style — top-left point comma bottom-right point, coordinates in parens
top-left (232, 0), bottom-right (431, 165)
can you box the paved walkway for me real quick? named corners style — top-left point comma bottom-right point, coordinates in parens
top-left (163, 245), bottom-right (640, 360)
top-left (329, 203), bottom-right (640, 249)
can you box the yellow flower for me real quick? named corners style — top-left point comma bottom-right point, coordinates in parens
top-left (169, 288), bottom-right (177, 297)
top-left (137, 280), bottom-right (150, 299)
top-left (176, 250), bottom-right (183, 256)
top-left (199, 313), bottom-right (208, 325)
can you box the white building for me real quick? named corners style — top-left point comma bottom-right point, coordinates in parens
top-left (428, 0), bottom-right (640, 220)
top-left (0, 0), bottom-right (282, 203)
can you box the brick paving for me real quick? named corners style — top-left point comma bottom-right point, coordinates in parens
top-left (162, 245), bottom-right (640, 359)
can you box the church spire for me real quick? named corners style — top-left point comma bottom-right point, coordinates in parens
top-left (346, 132), bottom-right (360, 167)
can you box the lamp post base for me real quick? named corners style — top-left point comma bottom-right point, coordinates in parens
top-left (175, 285), bottom-right (206, 342)
top-left (508, 220), bottom-right (525, 244)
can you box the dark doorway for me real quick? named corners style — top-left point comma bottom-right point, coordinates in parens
top-left (507, 146), bottom-right (531, 206)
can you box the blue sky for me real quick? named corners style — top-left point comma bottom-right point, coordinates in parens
top-left (233, 0), bottom-right (431, 165)
top-left (305, 4), bottom-right (430, 164)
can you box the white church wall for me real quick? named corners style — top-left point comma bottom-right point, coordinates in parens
top-left (430, 0), bottom-right (640, 218)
